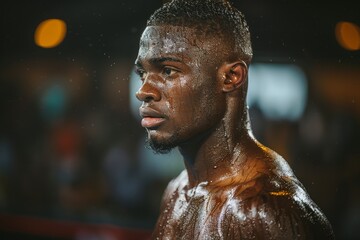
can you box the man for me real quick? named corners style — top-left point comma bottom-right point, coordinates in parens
top-left (134, 0), bottom-right (334, 239)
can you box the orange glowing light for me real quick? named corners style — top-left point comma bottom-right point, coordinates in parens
top-left (34, 19), bottom-right (67, 48)
top-left (335, 21), bottom-right (360, 51)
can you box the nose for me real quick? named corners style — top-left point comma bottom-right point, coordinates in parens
top-left (135, 78), bottom-right (161, 102)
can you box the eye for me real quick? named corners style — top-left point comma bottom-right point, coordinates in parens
top-left (162, 67), bottom-right (178, 77)
top-left (135, 68), bottom-right (147, 80)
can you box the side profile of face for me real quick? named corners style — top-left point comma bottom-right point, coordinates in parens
top-left (135, 25), bottom-right (228, 153)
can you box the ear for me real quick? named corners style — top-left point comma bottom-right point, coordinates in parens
top-left (218, 61), bottom-right (248, 93)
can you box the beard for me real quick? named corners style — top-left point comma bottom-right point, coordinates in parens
top-left (145, 132), bottom-right (179, 154)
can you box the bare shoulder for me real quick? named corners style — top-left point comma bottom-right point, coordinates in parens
top-left (159, 170), bottom-right (188, 205)
top-left (221, 151), bottom-right (335, 239)
top-left (154, 145), bottom-right (334, 239)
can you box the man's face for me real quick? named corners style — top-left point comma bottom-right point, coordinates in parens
top-left (135, 25), bottom-right (226, 153)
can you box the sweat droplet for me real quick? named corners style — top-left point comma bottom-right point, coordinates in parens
top-left (213, 165), bottom-right (217, 169)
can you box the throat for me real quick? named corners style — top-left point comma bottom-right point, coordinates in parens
top-left (178, 124), bottom-right (246, 188)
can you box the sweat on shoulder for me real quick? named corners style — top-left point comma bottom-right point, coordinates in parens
top-left (134, 0), bottom-right (335, 239)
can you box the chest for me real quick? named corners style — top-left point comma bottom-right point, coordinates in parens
top-left (154, 188), bottom-right (230, 239)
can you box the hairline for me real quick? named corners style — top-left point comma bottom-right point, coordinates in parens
top-left (144, 23), bottom-right (244, 63)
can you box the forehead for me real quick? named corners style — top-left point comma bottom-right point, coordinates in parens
top-left (138, 26), bottom-right (216, 59)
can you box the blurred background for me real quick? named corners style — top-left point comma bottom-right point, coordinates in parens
top-left (0, 0), bottom-right (359, 239)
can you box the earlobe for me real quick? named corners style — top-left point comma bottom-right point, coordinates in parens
top-left (219, 61), bottom-right (248, 92)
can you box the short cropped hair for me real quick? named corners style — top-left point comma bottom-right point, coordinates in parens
top-left (147, 0), bottom-right (253, 63)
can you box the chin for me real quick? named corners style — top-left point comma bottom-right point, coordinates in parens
top-left (146, 130), bottom-right (179, 154)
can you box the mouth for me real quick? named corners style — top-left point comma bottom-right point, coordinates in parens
top-left (140, 107), bottom-right (166, 129)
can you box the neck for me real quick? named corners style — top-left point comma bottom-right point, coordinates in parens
top-left (179, 103), bottom-right (254, 188)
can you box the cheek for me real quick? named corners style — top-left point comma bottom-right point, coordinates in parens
top-left (176, 83), bottom-right (220, 126)
top-left (163, 80), bottom-right (199, 126)
top-left (193, 83), bottom-right (226, 128)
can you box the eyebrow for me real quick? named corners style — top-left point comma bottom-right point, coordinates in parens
top-left (150, 57), bottom-right (182, 64)
top-left (135, 57), bottom-right (183, 67)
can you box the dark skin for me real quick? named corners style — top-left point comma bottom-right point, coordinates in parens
top-left (135, 26), bottom-right (334, 239)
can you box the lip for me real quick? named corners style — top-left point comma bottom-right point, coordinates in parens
top-left (139, 107), bottom-right (166, 128)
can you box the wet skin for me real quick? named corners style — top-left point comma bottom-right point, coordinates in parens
top-left (135, 26), bottom-right (334, 239)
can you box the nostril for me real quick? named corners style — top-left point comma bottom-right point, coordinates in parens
top-left (136, 84), bottom-right (161, 102)
top-left (144, 96), bottom-right (154, 102)
top-left (136, 92), bottom-right (145, 101)
top-left (136, 89), bottom-right (156, 102)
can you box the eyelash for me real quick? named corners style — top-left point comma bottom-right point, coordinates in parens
top-left (135, 68), bottom-right (146, 80)
top-left (135, 66), bottom-right (179, 81)
top-left (162, 67), bottom-right (178, 77)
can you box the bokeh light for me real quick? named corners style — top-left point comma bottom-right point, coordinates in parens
top-left (34, 19), bottom-right (67, 48)
top-left (335, 21), bottom-right (360, 51)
